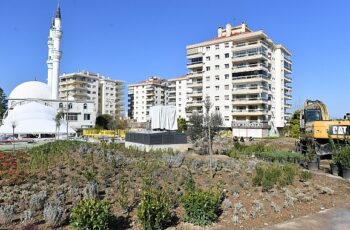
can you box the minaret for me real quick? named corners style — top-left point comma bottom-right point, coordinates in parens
top-left (47, 1), bottom-right (62, 99)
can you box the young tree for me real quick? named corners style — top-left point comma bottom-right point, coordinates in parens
top-left (0, 87), bottom-right (7, 119)
top-left (284, 110), bottom-right (301, 138)
top-left (54, 111), bottom-right (65, 140)
top-left (177, 117), bottom-right (187, 133)
top-left (95, 114), bottom-right (113, 129)
top-left (187, 113), bottom-right (203, 141)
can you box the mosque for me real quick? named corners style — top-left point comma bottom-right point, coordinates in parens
top-left (0, 2), bottom-right (95, 138)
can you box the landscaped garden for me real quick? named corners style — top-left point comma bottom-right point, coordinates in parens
top-left (0, 140), bottom-right (349, 229)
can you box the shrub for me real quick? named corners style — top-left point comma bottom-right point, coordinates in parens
top-left (338, 146), bottom-right (350, 168)
top-left (253, 162), bottom-right (298, 191)
top-left (137, 187), bottom-right (172, 230)
top-left (43, 203), bottom-right (66, 228)
top-left (0, 205), bottom-right (16, 225)
top-left (70, 199), bottom-right (112, 230)
top-left (30, 192), bottom-right (47, 211)
top-left (181, 189), bottom-right (222, 226)
top-left (299, 170), bottom-right (312, 182)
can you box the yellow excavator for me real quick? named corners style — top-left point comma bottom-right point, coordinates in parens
top-left (298, 100), bottom-right (350, 155)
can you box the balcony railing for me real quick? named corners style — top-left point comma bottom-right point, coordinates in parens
top-left (231, 121), bottom-right (270, 129)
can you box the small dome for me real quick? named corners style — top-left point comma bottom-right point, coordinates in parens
top-left (9, 81), bottom-right (51, 100)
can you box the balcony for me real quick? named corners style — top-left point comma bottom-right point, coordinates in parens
top-left (187, 101), bottom-right (202, 107)
top-left (232, 74), bottom-right (270, 84)
top-left (187, 81), bottom-right (203, 88)
top-left (284, 94), bottom-right (292, 100)
top-left (232, 53), bottom-right (267, 63)
top-left (189, 91), bottom-right (202, 97)
top-left (284, 75), bottom-right (292, 83)
top-left (232, 64), bottom-right (269, 73)
top-left (187, 61), bottom-right (203, 69)
top-left (188, 71), bottom-right (203, 79)
top-left (232, 109), bottom-right (268, 116)
top-left (232, 98), bottom-right (269, 105)
top-left (232, 86), bottom-right (269, 95)
top-left (231, 121), bottom-right (270, 129)
top-left (284, 85), bottom-right (292, 91)
top-left (146, 97), bottom-right (155, 101)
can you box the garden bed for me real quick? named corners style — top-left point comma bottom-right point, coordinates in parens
top-left (0, 141), bottom-right (349, 229)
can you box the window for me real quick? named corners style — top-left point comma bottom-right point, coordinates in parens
top-left (68, 103), bottom-right (73, 109)
top-left (206, 66), bottom-right (210, 71)
top-left (206, 76), bottom-right (210, 81)
top-left (215, 65), bottom-right (219, 70)
top-left (206, 86), bottom-right (210, 90)
top-left (224, 116), bottom-right (229, 121)
top-left (215, 96), bottom-right (219, 101)
top-left (225, 106), bottom-right (229, 111)
top-left (225, 42), bottom-right (229, 48)
top-left (225, 95), bottom-right (229, 100)
top-left (59, 103), bottom-right (63, 109)
top-left (225, 64), bottom-right (229, 69)
top-left (225, 74), bottom-right (229, 79)
top-left (215, 44), bottom-right (219, 50)
top-left (215, 55), bottom-right (220, 60)
top-left (84, 114), bottom-right (90, 120)
top-left (215, 75), bottom-right (220, 80)
top-left (83, 103), bottom-right (87, 109)
top-left (225, 85), bottom-right (229, 90)
top-left (215, 106), bottom-right (220, 111)
top-left (225, 53), bottom-right (229, 58)
top-left (206, 56), bottom-right (210, 61)
top-left (215, 86), bottom-right (219, 90)
top-left (67, 113), bottom-right (78, 121)
top-left (206, 46), bottom-right (210, 51)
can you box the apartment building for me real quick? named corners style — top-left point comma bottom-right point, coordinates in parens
top-left (128, 77), bottom-right (166, 122)
top-left (186, 23), bottom-right (292, 137)
top-left (59, 71), bottom-right (125, 117)
top-left (165, 75), bottom-right (188, 119)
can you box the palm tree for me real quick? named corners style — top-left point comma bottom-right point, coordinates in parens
top-left (55, 111), bottom-right (64, 140)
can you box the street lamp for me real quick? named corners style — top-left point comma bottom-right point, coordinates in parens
top-left (11, 120), bottom-right (16, 156)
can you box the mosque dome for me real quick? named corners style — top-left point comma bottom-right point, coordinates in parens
top-left (0, 101), bottom-right (75, 135)
top-left (9, 81), bottom-right (51, 100)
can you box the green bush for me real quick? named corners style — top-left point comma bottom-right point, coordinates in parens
top-left (181, 189), bottom-right (222, 226)
top-left (299, 170), bottom-right (312, 182)
top-left (137, 187), bottom-right (172, 230)
top-left (338, 146), bottom-right (350, 168)
top-left (253, 162), bottom-right (298, 191)
top-left (70, 199), bottom-right (112, 230)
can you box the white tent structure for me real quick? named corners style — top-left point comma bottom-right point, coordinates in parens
top-left (0, 101), bottom-right (75, 136)
top-left (149, 105), bottom-right (178, 130)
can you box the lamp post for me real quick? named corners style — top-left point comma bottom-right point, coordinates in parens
top-left (11, 120), bottom-right (16, 156)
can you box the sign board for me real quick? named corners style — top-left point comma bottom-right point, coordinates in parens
top-left (329, 125), bottom-right (350, 135)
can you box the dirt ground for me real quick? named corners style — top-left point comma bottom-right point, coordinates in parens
top-left (0, 139), bottom-right (349, 230)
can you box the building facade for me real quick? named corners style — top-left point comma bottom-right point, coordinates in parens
top-left (128, 77), bottom-right (167, 122)
top-left (186, 23), bottom-right (292, 137)
top-left (59, 71), bottom-right (125, 117)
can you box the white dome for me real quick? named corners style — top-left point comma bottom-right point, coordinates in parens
top-left (0, 102), bottom-right (75, 134)
top-left (9, 81), bottom-right (51, 100)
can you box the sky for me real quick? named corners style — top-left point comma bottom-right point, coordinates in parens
top-left (0, 0), bottom-right (349, 118)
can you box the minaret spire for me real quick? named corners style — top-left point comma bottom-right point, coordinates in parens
top-left (55, 0), bottom-right (61, 19)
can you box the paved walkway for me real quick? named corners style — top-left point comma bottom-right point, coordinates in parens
top-left (265, 204), bottom-right (350, 230)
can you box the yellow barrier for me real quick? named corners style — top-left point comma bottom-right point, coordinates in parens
top-left (82, 129), bottom-right (126, 138)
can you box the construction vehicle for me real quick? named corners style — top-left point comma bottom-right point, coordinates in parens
top-left (297, 100), bottom-right (350, 155)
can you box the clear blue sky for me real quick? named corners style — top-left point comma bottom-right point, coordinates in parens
top-left (0, 0), bottom-right (349, 118)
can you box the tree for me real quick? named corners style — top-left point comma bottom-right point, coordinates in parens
top-left (0, 87), bottom-right (7, 119)
top-left (177, 117), bottom-right (187, 133)
top-left (187, 113), bottom-right (203, 141)
top-left (95, 114), bottom-right (113, 129)
top-left (54, 111), bottom-right (64, 140)
top-left (284, 110), bottom-right (301, 138)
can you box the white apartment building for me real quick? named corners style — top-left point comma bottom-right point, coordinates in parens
top-left (59, 71), bottom-right (125, 117)
top-left (186, 23), bottom-right (292, 137)
top-left (128, 77), bottom-right (166, 122)
top-left (165, 75), bottom-right (188, 119)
